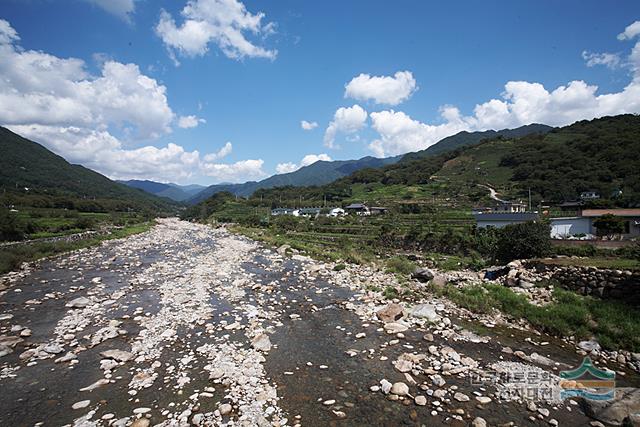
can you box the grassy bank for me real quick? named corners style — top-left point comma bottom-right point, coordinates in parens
top-left (0, 221), bottom-right (154, 275)
top-left (433, 282), bottom-right (640, 352)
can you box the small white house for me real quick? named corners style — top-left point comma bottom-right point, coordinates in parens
top-left (328, 208), bottom-right (345, 217)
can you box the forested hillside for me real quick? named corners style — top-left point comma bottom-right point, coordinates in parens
top-left (0, 127), bottom-right (177, 213)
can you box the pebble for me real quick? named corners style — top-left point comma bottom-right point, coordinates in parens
top-left (72, 400), bottom-right (90, 410)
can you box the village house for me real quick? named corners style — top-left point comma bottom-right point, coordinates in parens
top-left (344, 203), bottom-right (389, 216)
top-left (473, 211), bottom-right (539, 229)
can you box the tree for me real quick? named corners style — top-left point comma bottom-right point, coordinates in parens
top-left (593, 214), bottom-right (625, 238)
top-left (495, 221), bottom-right (551, 263)
top-left (0, 208), bottom-right (26, 242)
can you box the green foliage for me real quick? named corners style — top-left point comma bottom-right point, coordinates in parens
top-left (499, 114), bottom-right (640, 204)
top-left (0, 208), bottom-right (26, 241)
top-left (495, 221), bottom-right (551, 262)
top-left (333, 263), bottom-right (346, 271)
top-left (592, 214), bottom-right (626, 237)
top-left (385, 256), bottom-right (416, 275)
top-left (435, 283), bottom-right (640, 351)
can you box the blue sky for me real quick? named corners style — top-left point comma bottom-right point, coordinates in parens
top-left (1, 0), bottom-right (640, 184)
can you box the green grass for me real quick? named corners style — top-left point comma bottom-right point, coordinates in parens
top-left (434, 283), bottom-right (640, 352)
top-left (0, 221), bottom-right (154, 275)
top-left (385, 256), bottom-right (416, 275)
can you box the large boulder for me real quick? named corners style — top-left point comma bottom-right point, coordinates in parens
top-left (376, 303), bottom-right (404, 323)
top-left (483, 266), bottom-right (510, 280)
top-left (410, 303), bottom-right (440, 322)
top-left (581, 388), bottom-right (640, 426)
top-left (412, 268), bottom-right (435, 283)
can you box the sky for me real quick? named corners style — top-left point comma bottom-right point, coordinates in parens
top-left (1, 0), bottom-right (640, 185)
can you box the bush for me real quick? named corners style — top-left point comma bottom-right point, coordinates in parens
top-left (385, 256), bottom-right (416, 275)
top-left (495, 221), bottom-right (551, 263)
top-left (0, 209), bottom-right (26, 242)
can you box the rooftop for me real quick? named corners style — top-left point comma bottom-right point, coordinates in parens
top-left (581, 209), bottom-right (640, 217)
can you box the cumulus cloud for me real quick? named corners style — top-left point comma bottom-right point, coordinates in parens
top-left (618, 20), bottom-right (640, 41)
top-left (368, 23), bottom-right (640, 157)
top-left (155, 0), bottom-right (277, 64)
top-left (582, 51), bottom-right (621, 69)
top-left (0, 19), bottom-right (263, 184)
top-left (300, 120), bottom-right (318, 130)
top-left (83, 0), bottom-right (138, 22)
top-left (178, 115), bottom-right (206, 128)
top-left (203, 142), bottom-right (232, 161)
top-left (276, 153), bottom-right (331, 174)
top-left (323, 104), bottom-right (368, 148)
top-left (345, 71), bottom-right (417, 105)
top-left (201, 159), bottom-right (266, 182)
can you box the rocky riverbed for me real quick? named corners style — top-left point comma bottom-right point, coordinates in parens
top-left (1, 219), bottom-right (638, 426)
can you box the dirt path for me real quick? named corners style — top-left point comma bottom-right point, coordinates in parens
top-left (0, 219), bottom-right (633, 426)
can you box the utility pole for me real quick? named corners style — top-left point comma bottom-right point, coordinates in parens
top-left (528, 188), bottom-right (532, 211)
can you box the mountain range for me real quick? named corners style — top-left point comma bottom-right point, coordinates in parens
top-left (0, 126), bottom-right (177, 212)
top-left (118, 180), bottom-right (205, 202)
top-left (168, 123), bottom-right (554, 204)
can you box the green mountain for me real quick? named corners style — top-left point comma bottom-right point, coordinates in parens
top-left (189, 155), bottom-right (402, 203)
top-left (0, 127), bottom-right (177, 212)
top-left (119, 180), bottom-right (205, 202)
top-left (400, 123), bottom-right (553, 162)
top-left (203, 114), bottom-right (639, 210)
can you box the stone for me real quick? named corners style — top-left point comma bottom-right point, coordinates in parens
top-left (100, 349), bottom-right (133, 362)
top-left (376, 303), bottom-right (404, 323)
top-left (395, 359), bottom-right (413, 373)
top-left (43, 343), bottom-right (64, 354)
top-left (383, 322), bottom-right (408, 334)
top-left (20, 329), bottom-right (32, 337)
top-left (390, 382), bottom-right (409, 396)
top-left (66, 297), bottom-right (91, 309)
top-left (414, 395), bottom-right (427, 406)
top-left (409, 304), bottom-right (440, 322)
top-left (453, 392), bottom-right (469, 402)
top-left (72, 400), bottom-right (91, 410)
top-left (219, 403), bottom-right (232, 416)
top-left (380, 379), bottom-right (392, 394)
top-left (276, 244), bottom-right (291, 256)
top-left (251, 333), bottom-right (272, 352)
top-left (472, 417), bottom-right (487, 427)
top-left (581, 387), bottom-right (640, 426)
top-left (430, 374), bottom-right (445, 387)
top-left (578, 340), bottom-right (601, 352)
top-left (55, 352), bottom-right (77, 363)
top-left (476, 396), bottom-right (492, 404)
top-left (412, 268), bottom-right (435, 283)
top-left (131, 420), bottom-right (150, 427)
top-left (323, 400), bottom-right (336, 406)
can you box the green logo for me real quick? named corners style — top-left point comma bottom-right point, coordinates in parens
top-left (559, 357), bottom-right (615, 401)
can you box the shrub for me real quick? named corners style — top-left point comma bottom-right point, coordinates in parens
top-left (495, 221), bottom-right (551, 262)
top-left (385, 256), bottom-right (416, 275)
top-left (0, 209), bottom-right (26, 242)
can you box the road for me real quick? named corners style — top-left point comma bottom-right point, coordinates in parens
top-left (0, 219), bottom-right (632, 426)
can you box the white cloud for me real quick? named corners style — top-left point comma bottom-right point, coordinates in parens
top-left (83, 0), bottom-right (138, 22)
top-left (155, 0), bottom-right (277, 63)
top-left (618, 20), bottom-right (640, 41)
top-left (178, 115), bottom-right (206, 128)
top-left (201, 159), bottom-right (266, 182)
top-left (345, 71), bottom-right (417, 105)
top-left (323, 104), bottom-right (368, 148)
top-left (276, 153), bottom-right (332, 174)
top-left (582, 51), bottom-right (621, 69)
top-left (368, 23), bottom-right (640, 158)
top-left (369, 109), bottom-right (467, 157)
top-left (0, 19), bottom-right (263, 184)
top-left (275, 162), bottom-right (297, 174)
top-left (300, 120), bottom-right (318, 130)
top-left (203, 142), bottom-right (232, 161)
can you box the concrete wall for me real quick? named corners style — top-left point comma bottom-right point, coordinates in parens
top-left (550, 217), bottom-right (592, 238)
top-left (476, 220), bottom-right (529, 229)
